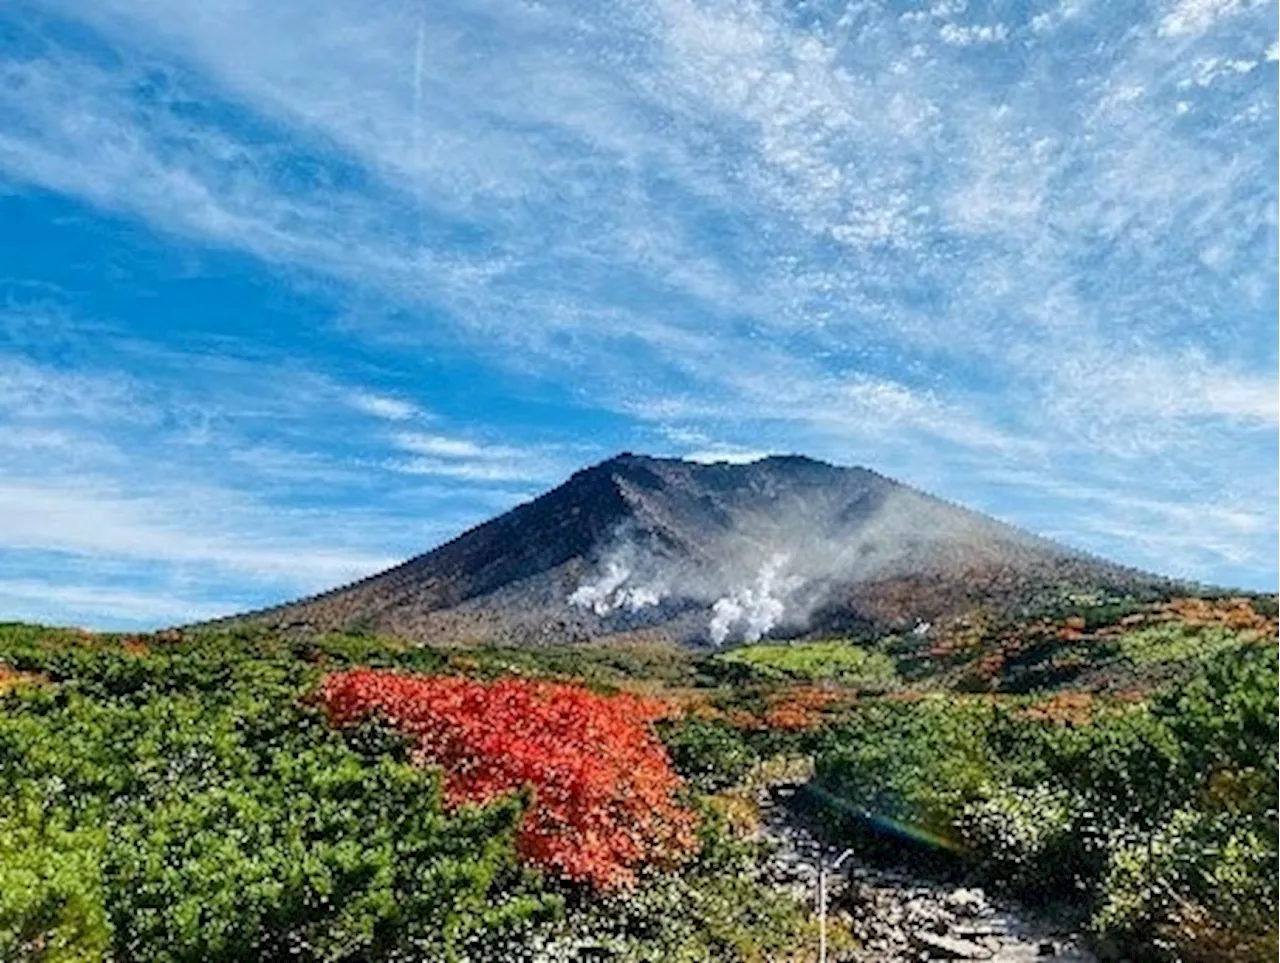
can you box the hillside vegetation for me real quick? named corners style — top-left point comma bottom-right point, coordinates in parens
top-left (0, 592), bottom-right (1275, 962)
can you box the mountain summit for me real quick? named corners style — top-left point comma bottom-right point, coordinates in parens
top-left (231, 454), bottom-right (1169, 645)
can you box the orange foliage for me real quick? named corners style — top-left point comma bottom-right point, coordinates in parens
top-left (723, 687), bottom-right (845, 732)
top-left (725, 708), bottom-right (761, 729)
top-left (1159, 597), bottom-right (1277, 635)
top-left (1017, 691), bottom-right (1095, 725)
top-left (1089, 597), bottom-right (1279, 639)
top-left (762, 687), bottom-right (841, 731)
top-left (317, 670), bottom-right (698, 889)
top-left (883, 688), bottom-right (929, 703)
top-left (0, 666), bottom-right (47, 693)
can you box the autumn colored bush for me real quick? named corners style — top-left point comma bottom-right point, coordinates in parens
top-left (761, 686), bottom-right (842, 732)
top-left (317, 670), bottom-right (698, 888)
top-left (0, 665), bottom-right (46, 693)
top-left (1017, 691), bottom-right (1095, 725)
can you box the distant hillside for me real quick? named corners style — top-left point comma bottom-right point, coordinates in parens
top-left (219, 453), bottom-right (1176, 645)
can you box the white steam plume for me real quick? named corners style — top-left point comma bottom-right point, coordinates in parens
top-left (567, 485), bottom-right (1051, 644)
top-left (708, 554), bottom-right (803, 645)
top-left (568, 558), bottom-right (663, 615)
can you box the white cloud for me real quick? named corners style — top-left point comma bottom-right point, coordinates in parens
top-left (1030, 347), bottom-right (1279, 459)
top-left (0, 347), bottom-right (562, 626)
top-left (0, 0), bottom-right (1272, 595)
top-left (393, 433), bottom-right (493, 459)
top-left (387, 432), bottom-right (563, 482)
top-left (348, 392), bottom-right (422, 421)
top-left (0, 579), bottom-right (240, 628)
top-left (1062, 496), bottom-right (1275, 577)
top-left (392, 458), bottom-right (553, 482)
top-left (0, 481), bottom-right (396, 585)
top-left (684, 449), bottom-right (772, 464)
top-left (0, 357), bottom-right (146, 424)
top-left (1029, 2), bottom-right (1088, 35)
top-left (938, 23), bottom-right (1009, 45)
top-left (1159, 0), bottom-right (1253, 38)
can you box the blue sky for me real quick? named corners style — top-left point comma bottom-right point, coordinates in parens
top-left (0, 0), bottom-right (1276, 629)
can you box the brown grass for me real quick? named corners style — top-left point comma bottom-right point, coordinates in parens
top-left (0, 665), bottom-right (49, 693)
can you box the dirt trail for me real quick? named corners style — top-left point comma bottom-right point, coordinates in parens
top-left (756, 783), bottom-right (1097, 962)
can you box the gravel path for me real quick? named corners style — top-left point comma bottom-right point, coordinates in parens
top-left (757, 784), bottom-right (1098, 962)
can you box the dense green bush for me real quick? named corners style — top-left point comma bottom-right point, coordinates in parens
top-left (0, 802), bottom-right (111, 963)
top-left (6, 617), bottom-right (1269, 961)
top-left (658, 717), bottom-right (759, 792)
top-left (813, 697), bottom-right (1001, 842)
top-left (0, 625), bottom-right (809, 962)
top-left (812, 644), bottom-right (1279, 960)
top-left (1111, 622), bottom-right (1254, 667)
top-left (493, 800), bottom-right (811, 963)
top-left (714, 641), bottom-right (897, 689)
top-left (0, 634), bottom-right (557, 961)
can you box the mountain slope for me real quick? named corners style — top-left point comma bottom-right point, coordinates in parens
top-left (226, 454), bottom-right (1173, 645)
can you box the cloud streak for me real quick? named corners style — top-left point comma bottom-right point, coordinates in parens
top-left (0, 0), bottom-right (1274, 625)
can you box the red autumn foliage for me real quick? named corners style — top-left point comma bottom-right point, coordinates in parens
top-left (317, 670), bottom-right (698, 889)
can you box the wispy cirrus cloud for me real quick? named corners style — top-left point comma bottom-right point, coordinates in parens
top-left (348, 392), bottom-right (424, 422)
top-left (1159, 0), bottom-right (1263, 37)
top-left (0, 0), bottom-right (1274, 627)
top-left (0, 579), bottom-right (242, 629)
top-left (0, 481), bottom-right (398, 585)
top-left (387, 431), bottom-right (566, 483)
top-left (0, 337), bottom-right (578, 624)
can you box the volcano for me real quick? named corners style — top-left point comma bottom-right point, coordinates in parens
top-left (225, 454), bottom-right (1172, 645)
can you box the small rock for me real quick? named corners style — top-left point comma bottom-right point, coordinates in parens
top-left (910, 931), bottom-right (994, 960)
top-left (945, 888), bottom-right (987, 918)
top-left (955, 926), bottom-right (1007, 940)
top-left (1038, 941), bottom-right (1057, 956)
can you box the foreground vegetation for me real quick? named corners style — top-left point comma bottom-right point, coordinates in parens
top-left (0, 592), bottom-right (1275, 961)
top-left (0, 626), bottom-right (825, 963)
top-left (812, 646), bottom-right (1277, 960)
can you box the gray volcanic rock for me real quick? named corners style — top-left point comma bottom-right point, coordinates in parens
top-left (220, 453), bottom-right (1170, 645)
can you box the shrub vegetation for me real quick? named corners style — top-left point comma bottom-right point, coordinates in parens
top-left (813, 644), bottom-right (1279, 960)
top-left (1, 606), bottom-right (1274, 962)
top-left (0, 625), bottom-right (807, 962)
top-left (317, 670), bottom-right (698, 888)
top-left (713, 641), bottom-right (897, 689)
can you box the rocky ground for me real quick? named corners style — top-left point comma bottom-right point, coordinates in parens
top-left (757, 784), bottom-right (1097, 962)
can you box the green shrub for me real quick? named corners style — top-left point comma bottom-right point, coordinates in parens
top-left (813, 698), bottom-right (999, 841)
top-left (1155, 643), bottom-right (1278, 786)
top-left (957, 784), bottom-right (1094, 896)
top-left (715, 642), bottom-right (897, 689)
top-left (1113, 623), bottom-right (1256, 667)
top-left (0, 628), bottom-right (556, 961)
top-left (1091, 805), bottom-right (1276, 961)
top-left (811, 644), bottom-right (1278, 957)
top-left (492, 802), bottom-right (811, 963)
top-left (658, 718), bottom-right (758, 792)
top-left (0, 624), bottom-right (809, 962)
top-left (0, 801), bottom-right (111, 963)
